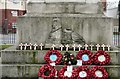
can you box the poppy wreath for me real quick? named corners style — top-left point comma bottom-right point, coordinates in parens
top-left (44, 50), bottom-right (62, 65)
top-left (38, 64), bottom-right (57, 79)
top-left (73, 66), bottom-right (90, 79)
top-left (93, 50), bottom-right (110, 65)
top-left (62, 52), bottom-right (77, 65)
top-left (90, 66), bottom-right (108, 79)
top-left (58, 66), bottom-right (77, 79)
top-left (76, 50), bottom-right (93, 65)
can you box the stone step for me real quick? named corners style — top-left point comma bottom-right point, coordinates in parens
top-left (2, 64), bottom-right (120, 78)
top-left (1, 50), bottom-right (120, 64)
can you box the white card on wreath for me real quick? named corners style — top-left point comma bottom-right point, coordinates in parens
top-left (50, 62), bottom-right (56, 66)
top-left (67, 66), bottom-right (73, 72)
top-left (77, 60), bottom-right (82, 66)
top-left (64, 71), bottom-right (72, 77)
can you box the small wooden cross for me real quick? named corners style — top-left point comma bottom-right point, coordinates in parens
top-left (55, 71), bottom-right (58, 77)
top-left (90, 44), bottom-right (94, 51)
top-left (19, 43), bottom-right (23, 50)
top-left (24, 43), bottom-right (28, 50)
top-left (34, 43), bottom-right (38, 50)
top-left (51, 44), bottom-right (56, 50)
top-left (106, 44), bottom-right (111, 51)
top-left (59, 44), bottom-right (64, 51)
top-left (39, 43), bottom-right (43, 50)
top-left (101, 44), bottom-right (106, 51)
top-left (29, 43), bottom-right (32, 50)
top-left (72, 44), bottom-right (76, 51)
top-left (96, 44), bottom-right (100, 51)
top-left (65, 44), bottom-right (69, 51)
top-left (77, 44), bottom-right (82, 51)
top-left (84, 44), bottom-right (88, 50)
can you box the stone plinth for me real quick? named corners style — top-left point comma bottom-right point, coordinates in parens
top-left (1, 47), bottom-right (120, 78)
top-left (27, 2), bottom-right (103, 14)
top-left (1, 50), bottom-right (119, 65)
top-left (17, 15), bottom-right (113, 45)
top-left (2, 64), bottom-right (120, 78)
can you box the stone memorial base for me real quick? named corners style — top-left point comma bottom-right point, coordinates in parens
top-left (1, 46), bottom-right (120, 78)
top-left (1, 64), bottom-right (120, 79)
top-left (18, 14), bottom-right (113, 46)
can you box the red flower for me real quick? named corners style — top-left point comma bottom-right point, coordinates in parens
top-left (44, 50), bottom-right (62, 65)
top-left (38, 64), bottom-right (57, 78)
top-left (73, 66), bottom-right (90, 79)
top-left (90, 66), bottom-right (108, 79)
top-left (58, 66), bottom-right (77, 79)
top-left (76, 50), bottom-right (93, 65)
top-left (93, 50), bottom-right (110, 65)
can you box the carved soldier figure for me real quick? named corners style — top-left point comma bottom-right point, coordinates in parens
top-left (46, 18), bottom-right (62, 45)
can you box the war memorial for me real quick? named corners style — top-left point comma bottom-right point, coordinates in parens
top-left (1, 0), bottom-right (120, 79)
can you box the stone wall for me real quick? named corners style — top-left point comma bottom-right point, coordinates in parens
top-left (17, 15), bottom-right (113, 45)
top-left (1, 50), bottom-right (119, 65)
top-left (1, 49), bottom-right (120, 78)
top-left (27, 2), bottom-right (103, 14)
top-left (2, 65), bottom-right (120, 78)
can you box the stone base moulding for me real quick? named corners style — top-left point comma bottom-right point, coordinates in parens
top-left (1, 64), bottom-right (120, 78)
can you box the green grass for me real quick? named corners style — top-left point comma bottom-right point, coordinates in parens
top-left (0, 45), bottom-right (13, 50)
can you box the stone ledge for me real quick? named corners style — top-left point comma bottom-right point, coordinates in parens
top-left (20, 14), bottom-right (108, 18)
top-left (1, 50), bottom-right (120, 64)
top-left (27, 2), bottom-right (103, 14)
top-left (1, 77), bottom-right (120, 79)
top-left (2, 64), bottom-right (120, 78)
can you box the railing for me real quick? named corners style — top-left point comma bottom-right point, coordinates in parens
top-left (0, 33), bottom-right (16, 45)
top-left (113, 26), bottom-right (120, 46)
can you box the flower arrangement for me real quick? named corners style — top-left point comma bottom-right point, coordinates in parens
top-left (62, 52), bottom-right (77, 65)
top-left (44, 50), bottom-right (62, 65)
top-left (76, 50), bottom-right (93, 65)
top-left (58, 66), bottom-right (77, 79)
top-left (90, 66), bottom-right (108, 79)
top-left (38, 64), bottom-right (57, 79)
top-left (93, 50), bottom-right (110, 65)
top-left (74, 66), bottom-right (90, 79)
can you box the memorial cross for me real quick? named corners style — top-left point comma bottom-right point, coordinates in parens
top-left (34, 43), bottom-right (38, 50)
top-left (106, 45), bottom-right (111, 51)
top-left (96, 44), bottom-right (100, 51)
top-left (77, 44), bottom-right (82, 51)
top-left (90, 44), bottom-right (94, 51)
top-left (72, 44), bottom-right (76, 51)
top-left (84, 44), bottom-right (88, 50)
top-left (24, 43), bottom-right (28, 50)
top-left (59, 44), bottom-right (64, 51)
top-left (19, 43), bottom-right (23, 50)
top-left (65, 44), bottom-right (69, 51)
top-left (29, 43), bottom-right (32, 50)
top-left (39, 43), bottom-right (43, 50)
top-left (101, 44), bottom-right (105, 51)
top-left (51, 44), bottom-right (56, 50)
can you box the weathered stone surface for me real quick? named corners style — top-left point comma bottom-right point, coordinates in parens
top-left (27, 2), bottom-right (103, 14)
top-left (29, 0), bottom-right (100, 3)
top-left (1, 50), bottom-right (120, 65)
top-left (17, 16), bottom-right (113, 45)
top-left (2, 65), bottom-right (120, 78)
